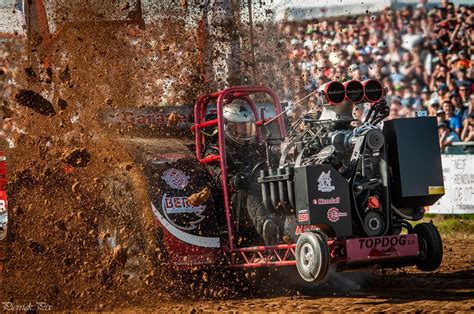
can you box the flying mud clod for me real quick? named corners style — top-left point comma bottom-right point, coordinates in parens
top-left (187, 187), bottom-right (211, 207)
top-left (167, 112), bottom-right (181, 127)
top-left (14, 89), bottom-right (56, 116)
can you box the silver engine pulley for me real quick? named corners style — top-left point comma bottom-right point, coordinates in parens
top-left (363, 211), bottom-right (385, 237)
top-left (365, 129), bottom-right (384, 150)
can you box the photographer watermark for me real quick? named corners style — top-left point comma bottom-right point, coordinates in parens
top-left (2, 301), bottom-right (53, 311)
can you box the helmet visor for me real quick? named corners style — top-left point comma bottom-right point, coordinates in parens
top-left (225, 121), bottom-right (256, 144)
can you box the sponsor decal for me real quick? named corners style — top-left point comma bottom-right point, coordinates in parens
top-left (312, 197), bottom-right (340, 205)
top-left (358, 235), bottom-right (415, 249)
top-left (346, 234), bottom-right (419, 261)
top-left (295, 225), bottom-right (320, 235)
top-left (161, 193), bottom-right (206, 231)
top-left (317, 170), bottom-right (335, 192)
top-left (121, 111), bottom-right (189, 126)
top-left (145, 152), bottom-right (188, 165)
top-left (161, 168), bottom-right (190, 190)
top-left (298, 213), bottom-right (309, 222)
top-left (151, 202), bottom-right (220, 248)
top-left (326, 207), bottom-right (348, 223)
top-left (162, 194), bottom-right (206, 214)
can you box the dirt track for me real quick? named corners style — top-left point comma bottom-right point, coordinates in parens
top-left (2, 233), bottom-right (473, 311)
top-left (135, 235), bottom-right (474, 312)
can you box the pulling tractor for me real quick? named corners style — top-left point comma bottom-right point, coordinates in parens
top-left (131, 81), bottom-right (444, 282)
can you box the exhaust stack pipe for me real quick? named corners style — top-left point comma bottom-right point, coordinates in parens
top-left (362, 79), bottom-right (384, 103)
top-left (319, 81), bottom-right (345, 105)
top-left (319, 81), bottom-right (351, 120)
top-left (344, 80), bottom-right (364, 104)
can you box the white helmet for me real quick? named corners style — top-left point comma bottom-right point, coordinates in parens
top-left (223, 100), bottom-right (256, 145)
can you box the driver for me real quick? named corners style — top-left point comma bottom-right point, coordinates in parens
top-left (205, 100), bottom-right (279, 245)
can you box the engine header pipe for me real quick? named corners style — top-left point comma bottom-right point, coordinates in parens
top-left (343, 80), bottom-right (364, 104)
top-left (319, 81), bottom-right (346, 105)
top-left (362, 79), bottom-right (384, 103)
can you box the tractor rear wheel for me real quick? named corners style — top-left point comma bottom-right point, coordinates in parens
top-left (414, 223), bottom-right (443, 271)
top-left (295, 231), bottom-right (330, 282)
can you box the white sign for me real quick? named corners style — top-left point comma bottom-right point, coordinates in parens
top-left (318, 170), bottom-right (335, 193)
top-left (429, 155), bottom-right (474, 214)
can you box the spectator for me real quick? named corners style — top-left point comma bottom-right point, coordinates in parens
top-left (450, 93), bottom-right (466, 118)
top-left (462, 116), bottom-right (474, 143)
top-left (421, 86), bottom-right (431, 108)
top-left (436, 108), bottom-right (446, 124)
top-left (401, 23), bottom-right (423, 51)
top-left (352, 103), bottom-right (365, 127)
top-left (438, 122), bottom-right (464, 154)
top-left (388, 104), bottom-right (400, 120)
top-left (458, 84), bottom-right (471, 105)
top-left (456, 50), bottom-right (471, 70)
top-left (428, 98), bottom-right (440, 116)
top-left (442, 100), bottom-right (462, 135)
top-left (453, 68), bottom-right (470, 88)
top-left (463, 94), bottom-right (474, 119)
top-left (462, 94), bottom-right (474, 140)
top-left (274, 1), bottom-right (472, 149)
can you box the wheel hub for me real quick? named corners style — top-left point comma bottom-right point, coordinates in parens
top-left (419, 238), bottom-right (428, 260)
top-left (300, 243), bottom-right (315, 271)
top-left (368, 217), bottom-right (380, 231)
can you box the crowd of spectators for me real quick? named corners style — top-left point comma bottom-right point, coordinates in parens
top-left (279, 0), bottom-right (473, 153)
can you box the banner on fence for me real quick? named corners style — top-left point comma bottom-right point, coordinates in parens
top-left (429, 154), bottom-right (474, 214)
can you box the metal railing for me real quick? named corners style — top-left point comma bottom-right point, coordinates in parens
top-left (445, 141), bottom-right (474, 155)
top-left (452, 141), bottom-right (474, 147)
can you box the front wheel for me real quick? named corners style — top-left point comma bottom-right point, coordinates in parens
top-left (414, 223), bottom-right (443, 271)
top-left (295, 231), bottom-right (330, 282)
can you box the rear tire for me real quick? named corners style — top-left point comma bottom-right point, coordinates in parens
top-left (414, 223), bottom-right (443, 271)
top-left (295, 231), bottom-right (330, 282)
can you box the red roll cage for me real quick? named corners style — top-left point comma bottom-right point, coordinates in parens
top-left (193, 86), bottom-right (299, 267)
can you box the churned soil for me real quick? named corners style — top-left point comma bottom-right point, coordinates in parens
top-left (1, 2), bottom-right (208, 309)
